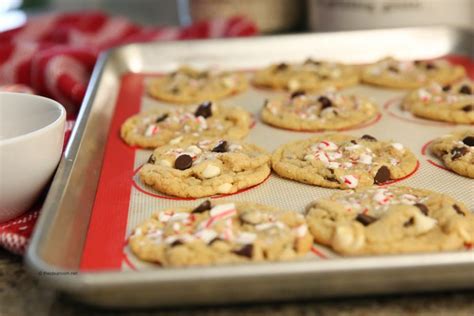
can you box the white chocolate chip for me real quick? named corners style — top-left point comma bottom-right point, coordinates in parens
top-left (160, 159), bottom-right (172, 167)
top-left (235, 232), bottom-right (257, 244)
top-left (288, 79), bottom-right (300, 91)
top-left (304, 154), bottom-right (315, 161)
top-left (169, 135), bottom-right (183, 144)
top-left (217, 183), bottom-right (232, 194)
top-left (186, 145), bottom-right (202, 155)
top-left (412, 212), bottom-right (437, 234)
top-left (294, 224), bottom-right (308, 238)
top-left (240, 211), bottom-right (263, 225)
top-left (202, 164), bottom-right (221, 178)
top-left (332, 225), bottom-right (365, 252)
top-left (391, 143), bottom-right (404, 151)
top-left (222, 76), bottom-right (236, 88)
top-left (358, 153), bottom-right (373, 165)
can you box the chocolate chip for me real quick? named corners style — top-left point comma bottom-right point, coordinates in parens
top-left (325, 176), bottom-right (339, 183)
top-left (171, 240), bottom-right (183, 247)
top-left (403, 217), bottom-right (415, 227)
top-left (174, 154), bottom-right (193, 170)
top-left (318, 96), bottom-right (332, 109)
top-left (350, 140), bottom-right (358, 144)
top-left (356, 214), bottom-right (377, 226)
top-left (453, 204), bottom-right (465, 216)
top-left (451, 147), bottom-right (468, 160)
top-left (459, 85), bottom-right (472, 95)
top-left (155, 113), bottom-right (168, 123)
top-left (462, 136), bottom-right (474, 147)
top-left (212, 140), bottom-right (228, 153)
top-left (170, 87), bottom-right (180, 94)
top-left (233, 244), bottom-right (253, 258)
top-left (209, 237), bottom-right (223, 245)
top-left (192, 200), bottom-right (212, 214)
top-left (374, 166), bottom-right (391, 184)
top-left (304, 58), bottom-right (320, 66)
top-left (388, 66), bottom-right (399, 73)
top-left (147, 155), bottom-right (156, 164)
top-left (442, 85), bottom-right (451, 92)
top-left (414, 203), bottom-right (429, 216)
top-left (194, 101), bottom-right (212, 118)
top-left (290, 90), bottom-right (306, 98)
top-left (361, 134), bottom-right (377, 141)
top-left (425, 63), bottom-right (437, 70)
top-left (275, 63), bottom-right (288, 71)
top-left (414, 60), bottom-right (421, 65)
top-left (462, 104), bottom-right (473, 112)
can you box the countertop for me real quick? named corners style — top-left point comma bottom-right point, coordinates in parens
top-left (1, 249), bottom-right (474, 316)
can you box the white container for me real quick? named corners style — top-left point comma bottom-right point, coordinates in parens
top-left (0, 93), bottom-right (65, 222)
top-left (307, 0), bottom-right (474, 31)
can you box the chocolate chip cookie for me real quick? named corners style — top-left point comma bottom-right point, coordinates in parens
top-left (402, 79), bottom-right (474, 124)
top-left (362, 57), bottom-right (465, 89)
top-left (261, 90), bottom-right (378, 131)
top-left (272, 134), bottom-right (417, 189)
top-left (129, 200), bottom-right (313, 266)
top-left (140, 138), bottom-right (271, 198)
top-left (120, 102), bottom-right (250, 149)
top-left (148, 66), bottom-right (247, 104)
top-left (430, 130), bottom-right (474, 178)
top-left (253, 59), bottom-right (359, 92)
top-left (306, 186), bottom-right (474, 255)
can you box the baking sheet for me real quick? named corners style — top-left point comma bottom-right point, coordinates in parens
top-left (26, 27), bottom-right (474, 307)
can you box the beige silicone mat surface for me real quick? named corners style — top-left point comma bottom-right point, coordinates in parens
top-left (122, 72), bottom-right (473, 271)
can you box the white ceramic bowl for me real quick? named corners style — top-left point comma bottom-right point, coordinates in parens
top-left (0, 93), bottom-right (66, 222)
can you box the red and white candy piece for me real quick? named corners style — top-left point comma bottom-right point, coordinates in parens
top-left (317, 140), bottom-right (338, 151)
top-left (145, 124), bottom-right (160, 136)
top-left (341, 175), bottom-right (358, 188)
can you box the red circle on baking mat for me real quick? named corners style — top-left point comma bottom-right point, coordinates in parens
top-left (132, 164), bottom-right (271, 201)
top-left (383, 97), bottom-right (456, 127)
top-left (378, 159), bottom-right (420, 186)
top-left (420, 139), bottom-right (453, 172)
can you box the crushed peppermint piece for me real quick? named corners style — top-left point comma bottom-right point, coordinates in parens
top-left (341, 175), bottom-right (358, 188)
top-left (318, 141), bottom-right (338, 151)
top-left (195, 229), bottom-right (218, 244)
top-left (144, 124), bottom-right (160, 136)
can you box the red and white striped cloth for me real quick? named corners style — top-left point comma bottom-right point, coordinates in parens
top-left (0, 11), bottom-right (258, 255)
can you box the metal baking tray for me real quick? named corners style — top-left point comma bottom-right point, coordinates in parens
top-left (26, 26), bottom-right (474, 308)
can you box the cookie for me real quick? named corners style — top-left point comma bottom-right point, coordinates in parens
top-left (148, 66), bottom-right (247, 104)
top-left (129, 200), bottom-right (313, 267)
top-left (261, 90), bottom-right (378, 131)
top-left (272, 134), bottom-right (417, 189)
top-left (253, 59), bottom-right (359, 92)
top-left (140, 138), bottom-right (271, 198)
top-left (402, 79), bottom-right (474, 124)
top-left (120, 101), bottom-right (250, 149)
top-left (305, 186), bottom-right (474, 255)
top-left (430, 130), bottom-right (474, 178)
top-left (362, 57), bottom-right (465, 89)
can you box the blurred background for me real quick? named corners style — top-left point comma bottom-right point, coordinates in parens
top-left (2, 0), bottom-right (474, 34)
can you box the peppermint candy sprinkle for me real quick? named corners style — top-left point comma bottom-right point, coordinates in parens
top-left (341, 175), bottom-right (358, 188)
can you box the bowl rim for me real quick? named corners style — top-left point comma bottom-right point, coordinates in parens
top-left (0, 92), bottom-right (66, 146)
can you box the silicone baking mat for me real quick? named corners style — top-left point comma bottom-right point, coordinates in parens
top-left (80, 55), bottom-right (474, 272)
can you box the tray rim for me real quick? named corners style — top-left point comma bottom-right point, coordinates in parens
top-left (25, 25), bottom-right (474, 306)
